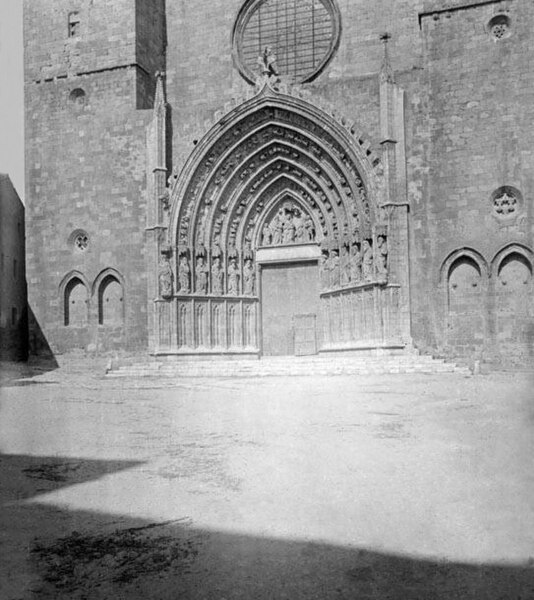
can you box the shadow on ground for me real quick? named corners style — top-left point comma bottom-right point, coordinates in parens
top-left (1, 454), bottom-right (533, 600)
top-left (0, 454), bottom-right (145, 501)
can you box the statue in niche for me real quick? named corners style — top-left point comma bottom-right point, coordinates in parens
top-left (227, 257), bottom-right (240, 296)
top-left (262, 223), bottom-right (272, 246)
top-left (319, 252), bottom-right (329, 290)
top-left (195, 256), bottom-right (208, 294)
top-left (243, 259), bottom-right (255, 296)
top-left (212, 234), bottom-right (222, 259)
top-left (375, 235), bottom-right (388, 278)
top-left (272, 213), bottom-right (283, 245)
top-left (178, 255), bottom-right (191, 294)
top-left (211, 257), bottom-right (224, 295)
top-left (159, 190), bottom-right (170, 213)
top-left (158, 253), bottom-right (174, 299)
top-left (282, 212), bottom-right (296, 244)
top-left (350, 244), bottom-right (362, 283)
top-left (328, 249), bottom-right (340, 289)
top-left (340, 246), bottom-right (351, 287)
top-left (243, 239), bottom-right (254, 261)
top-left (228, 241), bottom-right (238, 259)
top-left (362, 240), bottom-right (374, 282)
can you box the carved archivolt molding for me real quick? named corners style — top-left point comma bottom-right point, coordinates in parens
top-left (166, 88), bottom-right (386, 298)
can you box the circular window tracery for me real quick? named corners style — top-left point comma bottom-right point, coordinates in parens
top-left (233, 0), bottom-right (341, 85)
top-left (487, 14), bottom-right (512, 40)
top-left (491, 186), bottom-right (522, 220)
top-left (68, 229), bottom-right (89, 252)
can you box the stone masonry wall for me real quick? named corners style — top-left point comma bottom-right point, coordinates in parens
top-left (25, 0), bottom-right (534, 363)
top-left (0, 175), bottom-right (27, 361)
top-left (164, 0), bottom-right (533, 365)
top-left (24, 0), bottom-right (164, 355)
top-left (409, 0), bottom-right (534, 364)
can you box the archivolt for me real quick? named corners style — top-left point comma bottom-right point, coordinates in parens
top-left (169, 90), bottom-right (383, 259)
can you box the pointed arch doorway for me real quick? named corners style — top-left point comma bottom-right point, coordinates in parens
top-left (153, 88), bottom-right (409, 358)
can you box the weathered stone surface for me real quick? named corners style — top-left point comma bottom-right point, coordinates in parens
top-left (23, 0), bottom-right (534, 365)
top-left (0, 174), bottom-right (26, 360)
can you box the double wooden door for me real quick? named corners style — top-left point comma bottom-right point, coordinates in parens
top-left (261, 261), bottom-right (320, 356)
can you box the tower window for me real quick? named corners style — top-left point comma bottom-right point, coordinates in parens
top-left (68, 12), bottom-right (80, 37)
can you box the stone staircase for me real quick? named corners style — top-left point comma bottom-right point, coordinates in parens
top-left (106, 353), bottom-right (471, 378)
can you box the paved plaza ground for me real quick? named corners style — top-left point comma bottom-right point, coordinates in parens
top-left (0, 362), bottom-right (533, 599)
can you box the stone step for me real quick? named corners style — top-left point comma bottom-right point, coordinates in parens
top-left (106, 355), bottom-right (470, 378)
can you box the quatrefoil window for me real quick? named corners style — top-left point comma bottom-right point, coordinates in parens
top-left (68, 229), bottom-right (90, 252)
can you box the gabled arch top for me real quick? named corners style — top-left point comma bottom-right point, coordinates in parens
top-left (490, 243), bottom-right (533, 276)
top-left (439, 247), bottom-right (490, 283)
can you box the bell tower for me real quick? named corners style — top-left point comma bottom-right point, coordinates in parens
top-left (24, 0), bottom-right (166, 355)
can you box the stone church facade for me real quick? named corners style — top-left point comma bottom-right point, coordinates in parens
top-left (24, 0), bottom-right (534, 366)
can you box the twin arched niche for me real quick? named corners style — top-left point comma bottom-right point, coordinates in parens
top-left (61, 269), bottom-right (124, 328)
top-left (441, 245), bottom-right (534, 362)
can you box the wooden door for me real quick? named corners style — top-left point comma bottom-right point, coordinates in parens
top-left (294, 313), bottom-right (317, 356)
top-left (261, 261), bottom-right (320, 356)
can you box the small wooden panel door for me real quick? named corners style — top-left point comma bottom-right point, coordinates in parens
top-left (261, 261), bottom-right (319, 356)
top-left (294, 313), bottom-right (317, 356)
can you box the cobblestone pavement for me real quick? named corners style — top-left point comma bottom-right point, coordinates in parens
top-left (1, 363), bottom-right (533, 599)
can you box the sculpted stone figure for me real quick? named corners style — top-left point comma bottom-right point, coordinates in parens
top-left (158, 255), bottom-right (173, 299)
top-left (227, 257), bottom-right (240, 296)
top-left (243, 239), bottom-right (254, 261)
top-left (295, 216), bottom-right (305, 243)
top-left (304, 215), bottom-right (315, 242)
top-left (362, 240), bottom-right (374, 281)
top-left (262, 224), bottom-right (272, 246)
top-left (340, 246), bottom-right (351, 287)
top-left (257, 45), bottom-right (280, 85)
top-left (178, 255), bottom-right (190, 294)
top-left (243, 258), bottom-right (255, 295)
top-left (350, 244), bottom-right (362, 283)
top-left (195, 256), bottom-right (208, 294)
top-left (211, 234), bottom-right (222, 259)
top-left (272, 214), bottom-right (283, 245)
top-left (329, 249), bottom-right (340, 289)
top-left (320, 252), bottom-right (329, 290)
top-left (376, 235), bottom-right (388, 277)
top-left (282, 213), bottom-right (296, 244)
top-left (211, 256), bottom-right (224, 294)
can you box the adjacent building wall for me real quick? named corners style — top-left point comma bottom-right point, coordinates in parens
top-left (0, 175), bottom-right (27, 361)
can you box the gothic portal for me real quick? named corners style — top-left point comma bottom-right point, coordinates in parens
top-left (150, 82), bottom-right (411, 358)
